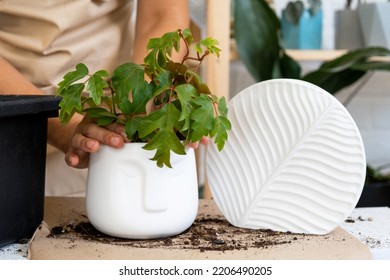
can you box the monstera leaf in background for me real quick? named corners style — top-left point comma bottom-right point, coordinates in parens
top-left (233, 0), bottom-right (301, 82)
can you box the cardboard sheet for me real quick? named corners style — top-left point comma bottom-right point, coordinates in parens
top-left (28, 197), bottom-right (372, 260)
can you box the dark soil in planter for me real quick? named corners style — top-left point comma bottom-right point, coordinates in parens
top-left (47, 215), bottom-right (306, 252)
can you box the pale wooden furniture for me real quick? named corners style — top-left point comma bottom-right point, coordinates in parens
top-left (190, 0), bottom-right (231, 199)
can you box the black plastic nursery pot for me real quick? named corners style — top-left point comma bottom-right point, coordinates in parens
top-left (0, 95), bottom-right (60, 247)
top-left (356, 181), bottom-right (390, 207)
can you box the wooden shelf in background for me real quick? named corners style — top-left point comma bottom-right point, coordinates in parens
top-left (231, 40), bottom-right (390, 62)
top-left (285, 49), bottom-right (347, 61)
top-left (230, 40), bottom-right (348, 62)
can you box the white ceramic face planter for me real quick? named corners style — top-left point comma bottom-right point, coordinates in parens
top-left (86, 143), bottom-right (199, 239)
top-left (206, 79), bottom-right (366, 235)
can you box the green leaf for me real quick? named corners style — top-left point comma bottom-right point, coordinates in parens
top-left (111, 62), bottom-right (145, 102)
top-left (234, 0), bottom-right (282, 82)
top-left (84, 106), bottom-right (117, 126)
top-left (125, 117), bottom-right (143, 140)
top-left (181, 28), bottom-right (193, 46)
top-left (58, 83), bottom-right (85, 124)
top-left (351, 61), bottom-right (390, 72)
top-left (308, 0), bottom-right (321, 16)
top-left (210, 97), bottom-right (231, 150)
top-left (86, 71), bottom-right (109, 105)
top-left (185, 69), bottom-right (202, 83)
top-left (211, 116), bottom-right (231, 151)
top-left (55, 28), bottom-right (230, 169)
top-left (175, 84), bottom-right (197, 131)
top-left (301, 47), bottom-right (390, 93)
top-left (144, 29), bottom-right (182, 75)
top-left (283, 1), bottom-right (304, 25)
top-left (319, 47), bottom-right (390, 72)
top-left (161, 30), bottom-right (181, 54)
top-left (139, 103), bottom-right (185, 168)
top-left (196, 37), bottom-right (221, 57)
top-left (302, 69), bottom-right (366, 94)
top-left (57, 63), bottom-right (88, 94)
top-left (83, 107), bottom-right (116, 118)
top-left (189, 94), bottom-right (215, 142)
top-left (217, 96), bottom-right (228, 116)
top-left (118, 82), bottom-right (153, 115)
top-left (59, 106), bottom-right (77, 126)
top-left (97, 117), bottom-right (116, 126)
top-left (279, 52), bottom-right (301, 79)
top-left (152, 71), bottom-right (173, 98)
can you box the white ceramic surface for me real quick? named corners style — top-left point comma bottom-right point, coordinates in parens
top-left (206, 79), bottom-right (366, 235)
top-left (86, 143), bottom-right (199, 239)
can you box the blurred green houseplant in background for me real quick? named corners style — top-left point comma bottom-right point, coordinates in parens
top-left (233, 0), bottom-right (390, 95)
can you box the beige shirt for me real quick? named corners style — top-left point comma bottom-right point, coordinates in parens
top-left (0, 0), bottom-right (135, 196)
top-left (0, 0), bottom-right (135, 95)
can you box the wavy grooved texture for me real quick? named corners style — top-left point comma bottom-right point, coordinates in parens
top-left (206, 79), bottom-right (366, 234)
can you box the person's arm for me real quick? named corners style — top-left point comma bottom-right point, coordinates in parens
top-left (0, 57), bottom-right (125, 168)
top-left (0, 1), bottom-right (192, 168)
top-left (131, 0), bottom-right (209, 148)
top-left (0, 56), bottom-right (77, 157)
top-left (68, 0), bottom-right (192, 164)
top-left (132, 0), bottom-right (190, 64)
top-left (0, 57), bottom-right (42, 95)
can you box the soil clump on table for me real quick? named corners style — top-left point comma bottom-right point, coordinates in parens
top-left (47, 214), bottom-right (306, 252)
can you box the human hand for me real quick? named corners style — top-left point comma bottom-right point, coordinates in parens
top-left (64, 115), bottom-right (210, 169)
top-left (64, 116), bottom-right (127, 169)
top-left (187, 137), bottom-right (210, 149)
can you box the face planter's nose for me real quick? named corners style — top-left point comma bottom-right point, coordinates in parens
top-left (122, 161), bottom-right (167, 212)
top-left (142, 155), bottom-right (185, 213)
top-left (142, 168), bottom-right (168, 212)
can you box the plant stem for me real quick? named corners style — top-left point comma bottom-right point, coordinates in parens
top-left (168, 87), bottom-right (175, 103)
top-left (172, 29), bottom-right (190, 85)
top-left (108, 82), bottom-right (118, 115)
top-left (177, 29), bottom-right (190, 74)
top-left (184, 51), bottom-right (209, 67)
top-left (206, 95), bottom-right (219, 117)
top-left (174, 29), bottom-right (210, 84)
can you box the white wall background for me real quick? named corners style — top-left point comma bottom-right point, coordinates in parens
top-left (273, 0), bottom-right (389, 49)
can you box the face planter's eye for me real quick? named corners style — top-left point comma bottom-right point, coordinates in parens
top-left (121, 162), bottom-right (144, 178)
top-left (169, 154), bottom-right (187, 177)
top-left (171, 166), bottom-right (184, 177)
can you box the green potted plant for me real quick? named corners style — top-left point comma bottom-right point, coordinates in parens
top-left (56, 28), bottom-right (231, 239)
top-left (233, 0), bottom-right (390, 207)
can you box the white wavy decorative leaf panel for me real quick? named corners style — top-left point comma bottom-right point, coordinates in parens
top-left (206, 79), bottom-right (366, 235)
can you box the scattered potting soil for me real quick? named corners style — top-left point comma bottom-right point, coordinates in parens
top-left (47, 214), bottom-right (307, 252)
